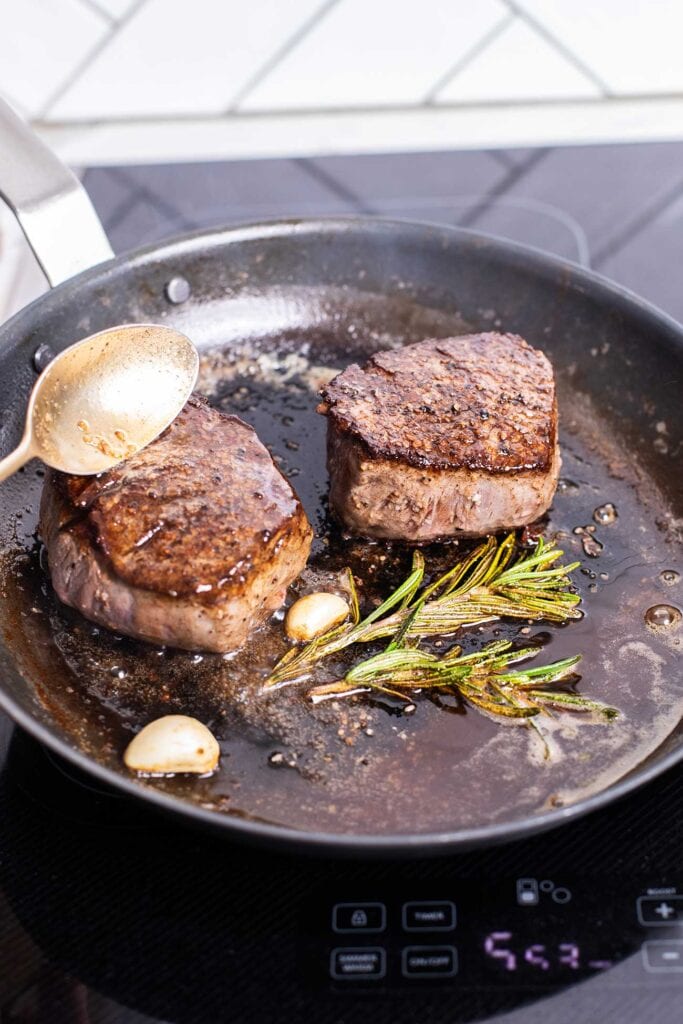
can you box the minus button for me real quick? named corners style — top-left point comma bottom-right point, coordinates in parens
top-left (642, 940), bottom-right (683, 973)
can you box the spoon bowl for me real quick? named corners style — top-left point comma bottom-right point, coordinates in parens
top-left (0, 324), bottom-right (198, 480)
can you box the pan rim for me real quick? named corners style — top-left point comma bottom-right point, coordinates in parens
top-left (0, 214), bottom-right (681, 855)
top-left (0, 681), bottom-right (680, 856)
top-left (2, 214), bottom-right (683, 353)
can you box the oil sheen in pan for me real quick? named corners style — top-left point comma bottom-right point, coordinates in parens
top-left (0, 309), bottom-right (682, 836)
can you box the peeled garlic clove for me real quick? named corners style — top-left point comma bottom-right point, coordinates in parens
top-left (285, 592), bottom-right (350, 642)
top-left (124, 715), bottom-right (220, 775)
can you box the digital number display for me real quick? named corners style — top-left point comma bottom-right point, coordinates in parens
top-left (484, 931), bottom-right (612, 975)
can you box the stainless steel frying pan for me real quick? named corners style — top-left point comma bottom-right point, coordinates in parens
top-left (0, 98), bottom-right (681, 855)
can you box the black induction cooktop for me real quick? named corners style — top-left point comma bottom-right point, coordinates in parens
top-left (1, 726), bottom-right (681, 1023)
top-left (1, 142), bottom-right (682, 1023)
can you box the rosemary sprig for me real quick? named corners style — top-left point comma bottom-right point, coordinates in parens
top-left (307, 640), bottom-right (617, 725)
top-left (265, 534), bottom-right (581, 688)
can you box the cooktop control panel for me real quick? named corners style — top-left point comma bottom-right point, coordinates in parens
top-left (304, 878), bottom-right (683, 994)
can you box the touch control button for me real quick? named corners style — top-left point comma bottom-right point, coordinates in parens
top-left (333, 903), bottom-right (386, 933)
top-left (637, 895), bottom-right (683, 926)
top-left (403, 901), bottom-right (456, 932)
top-left (402, 946), bottom-right (458, 978)
top-left (642, 940), bottom-right (683, 972)
top-left (331, 948), bottom-right (386, 980)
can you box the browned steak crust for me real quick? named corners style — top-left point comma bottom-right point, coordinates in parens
top-left (319, 333), bottom-right (560, 541)
top-left (40, 396), bottom-right (313, 651)
top-left (320, 333), bottom-right (556, 472)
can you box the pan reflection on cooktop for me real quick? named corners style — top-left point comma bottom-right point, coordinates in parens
top-left (0, 726), bottom-right (681, 1024)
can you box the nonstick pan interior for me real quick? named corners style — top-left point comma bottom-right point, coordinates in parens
top-left (0, 219), bottom-right (681, 853)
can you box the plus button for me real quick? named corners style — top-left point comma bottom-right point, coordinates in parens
top-left (637, 895), bottom-right (682, 926)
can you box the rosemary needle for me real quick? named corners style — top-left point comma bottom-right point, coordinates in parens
top-left (308, 640), bottom-right (616, 725)
top-left (265, 533), bottom-right (581, 689)
top-left (265, 533), bottom-right (618, 748)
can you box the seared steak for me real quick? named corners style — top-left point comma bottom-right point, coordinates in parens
top-left (40, 396), bottom-right (313, 652)
top-left (319, 333), bottom-right (560, 541)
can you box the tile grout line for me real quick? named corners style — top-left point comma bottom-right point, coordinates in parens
top-left (357, 192), bottom-right (590, 266)
top-left (75, 0), bottom-right (116, 26)
top-left (294, 158), bottom-right (375, 214)
top-left (489, 150), bottom-right (516, 169)
top-left (502, 0), bottom-right (612, 97)
top-left (422, 12), bottom-right (515, 104)
top-left (458, 147), bottom-right (550, 228)
top-left (592, 176), bottom-right (683, 266)
top-left (85, 184), bottom-right (589, 220)
top-left (97, 192), bottom-right (141, 241)
top-left (81, 168), bottom-right (149, 240)
top-left (107, 166), bottom-right (197, 231)
top-left (38, 0), bottom-right (150, 119)
top-left (227, 0), bottom-right (342, 113)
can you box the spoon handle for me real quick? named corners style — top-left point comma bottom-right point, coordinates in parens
top-left (0, 435), bottom-right (34, 482)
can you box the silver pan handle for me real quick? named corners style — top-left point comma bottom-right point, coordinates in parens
top-left (0, 96), bottom-right (113, 287)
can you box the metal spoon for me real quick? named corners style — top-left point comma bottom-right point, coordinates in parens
top-left (0, 324), bottom-right (198, 481)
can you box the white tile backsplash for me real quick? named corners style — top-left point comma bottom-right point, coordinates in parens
top-left (0, 0), bottom-right (107, 117)
top-left (49, 0), bottom-right (325, 119)
top-left (516, 0), bottom-right (683, 94)
top-left (238, 0), bottom-right (507, 110)
top-left (0, 1), bottom-right (681, 163)
top-left (437, 17), bottom-right (600, 104)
